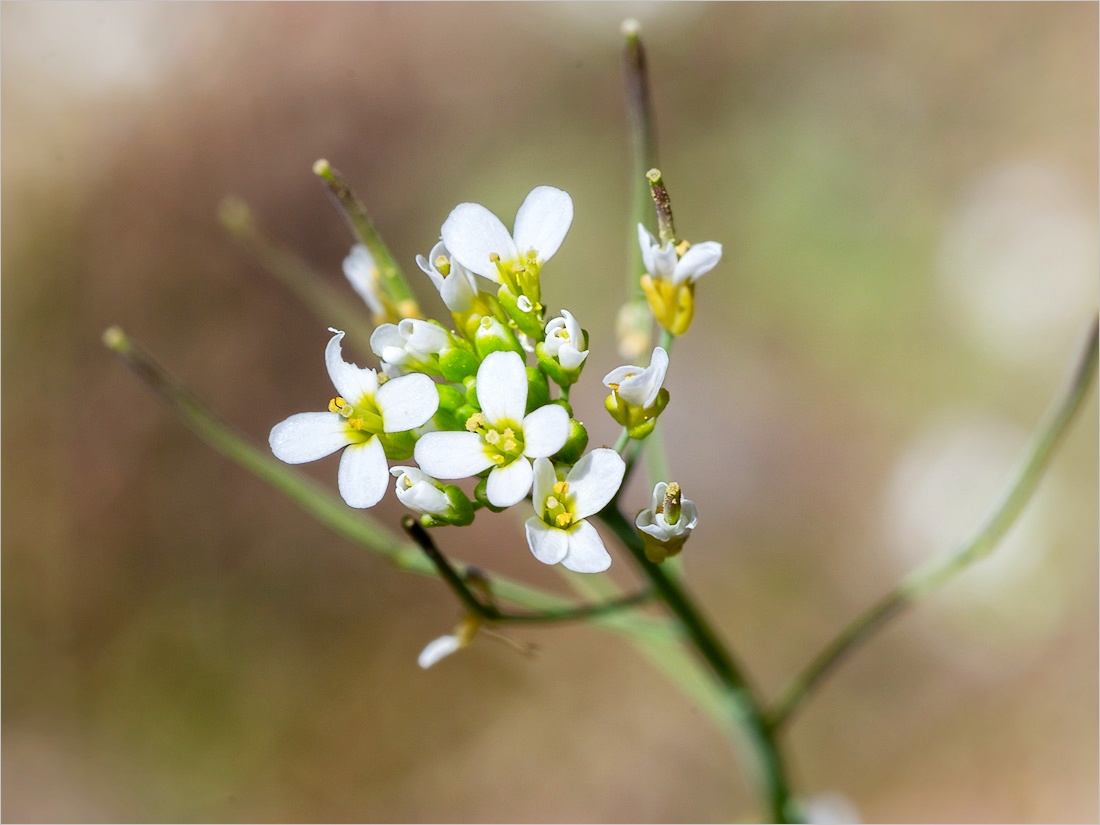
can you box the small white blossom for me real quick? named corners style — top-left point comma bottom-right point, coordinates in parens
top-left (637, 224), bottom-right (722, 286)
top-left (543, 309), bottom-right (588, 370)
top-left (525, 450), bottom-right (625, 573)
top-left (416, 240), bottom-right (486, 314)
top-left (342, 244), bottom-right (386, 316)
top-left (418, 634), bottom-right (464, 669)
top-left (269, 329), bottom-right (439, 508)
top-left (370, 319), bottom-right (451, 375)
top-left (390, 466), bottom-right (451, 517)
top-left (603, 346), bottom-right (669, 408)
top-left (441, 186), bottom-right (573, 282)
top-left (636, 481), bottom-right (698, 543)
top-left (414, 351), bottom-right (570, 508)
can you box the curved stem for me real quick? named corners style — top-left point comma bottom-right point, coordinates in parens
top-left (767, 315), bottom-right (1098, 731)
top-left (598, 504), bottom-right (795, 822)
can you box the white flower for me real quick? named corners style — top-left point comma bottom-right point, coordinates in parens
top-left (370, 319), bottom-right (450, 375)
top-left (441, 186), bottom-right (573, 283)
top-left (635, 481), bottom-right (698, 543)
top-left (269, 329), bottom-right (439, 508)
top-left (390, 466), bottom-right (451, 517)
top-left (414, 351), bottom-right (570, 507)
top-left (418, 634), bottom-right (464, 669)
top-left (602, 346), bottom-right (669, 408)
top-left (416, 240), bottom-right (486, 314)
top-left (525, 450), bottom-right (625, 573)
top-left (543, 309), bottom-right (588, 370)
top-left (342, 244), bottom-right (386, 316)
top-left (637, 224), bottom-right (722, 286)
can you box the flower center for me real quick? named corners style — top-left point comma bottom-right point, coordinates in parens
top-left (542, 480), bottom-right (575, 528)
top-left (488, 249), bottom-right (542, 303)
top-left (465, 413), bottom-right (526, 465)
top-left (329, 395), bottom-right (384, 435)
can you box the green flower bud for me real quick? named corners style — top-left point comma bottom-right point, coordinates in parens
top-left (473, 477), bottom-right (508, 513)
top-left (498, 284), bottom-right (545, 340)
top-left (438, 345), bottom-right (480, 383)
top-left (553, 419), bottom-right (589, 465)
top-left (525, 367), bottom-right (551, 416)
top-left (436, 383), bottom-right (466, 412)
top-left (475, 315), bottom-right (524, 359)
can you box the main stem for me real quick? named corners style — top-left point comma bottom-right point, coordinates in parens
top-left (598, 505), bottom-right (794, 822)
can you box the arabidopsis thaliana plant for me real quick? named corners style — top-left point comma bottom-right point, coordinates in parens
top-left (269, 329), bottom-right (439, 508)
top-left (525, 450), bottom-right (625, 573)
top-left (637, 224), bottom-right (722, 286)
top-left (414, 351), bottom-right (570, 507)
top-left (603, 346), bottom-right (669, 409)
top-left (543, 310), bottom-right (588, 370)
top-left (441, 186), bottom-right (573, 285)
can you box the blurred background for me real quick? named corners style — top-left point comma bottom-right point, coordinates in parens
top-left (3, 3), bottom-right (1097, 822)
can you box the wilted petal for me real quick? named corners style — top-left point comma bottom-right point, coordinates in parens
top-left (441, 202), bottom-right (517, 280)
top-left (325, 329), bottom-right (379, 403)
top-left (476, 351), bottom-right (528, 425)
top-left (561, 520), bottom-right (612, 573)
top-left (414, 431), bottom-right (494, 479)
top-left (566, 448), bottom-right (626, 520)
top-left (486, 457), bottom-right (533, 507)
top-left (673, 241), bottom-right (722, 285)
top-left (337, 436), bottom-right (389, 508)
top-left (512, 186), bottom-right (573, 262)
top-left (376, 373), bottom-right (439, 433)
top-left (418, 634), bottom-right (462, 669)
top-left (521, 404), bottom-right (570, 458)
top-left (270, 412), bottom-right (352, 464)
top-left (524, 517), bottom-right (569, 565)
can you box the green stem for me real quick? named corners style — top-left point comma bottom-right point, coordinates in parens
top-left (613, 428), bottom-right (631, 454)
top-left (767, 314), bottom-right (1099, 731)
top-left (598, 504), bottom-right (795, 822)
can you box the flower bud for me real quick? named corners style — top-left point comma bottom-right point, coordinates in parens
top-left (553, 419), bottom-right (589, 465)
top-left (525, 367), bottom-right (551, 415)
top-left (392, 467), bottom-right (474, 526)
top-left (436, 383), bottom-right (466, 412)
top-left (474, 315), bottom-right (524, 359)
top-left (437, 345), bottom-right (480, 383)
top-left (497, 284), bottom-right (545, 340)
top-left (603, 346), bottom-right (670, 439)
top-left (536, 309), bottom-right (589, 388)
top-left (635, 481), bottom-right (698, 562)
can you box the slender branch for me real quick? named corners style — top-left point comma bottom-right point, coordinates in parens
top-left (598, 504), bottom-right (795, 823)
top-left (766, 314), bottom-right (1099, 731)
top-left (403, 516), bottom-right (655, 624)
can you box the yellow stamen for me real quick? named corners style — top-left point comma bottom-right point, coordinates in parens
top-left (328, 396), bottom-right (347, 413)
top-left (502, 428), bottom-right (515, 440)
top-left (489, 252), bottom-right (501, 263)
top-left (502, 439), bottom-right (517, 452)
top-left (484, 430), bottom-right (501, 445)
top-left (553, 481), bottom-right (569, 495)
top-left (675, 239), bottom-right (692, 256)
top-left (491, 454), bottom-right (506, 464)
top-left (546, 496), bottom-right (560, 510)
top-left (555, 513), bottom-right (574, 527)
top-left (465, 413), bottom-right (488, 433)
top-left (348, 417), bottom-right (364, 430)
top-left (434, 254), bottom-right (451, 276)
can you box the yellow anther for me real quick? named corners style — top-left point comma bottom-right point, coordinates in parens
top-left (328, 397), bottom-right (343, 413)
top-left (502, 428), bottom-right (515, 440)
top-left (607, 382), bottom-right (620, 392)
top-left (348, 417), bottom-right (364, 430)
top-left (546, 496), bottom-right (560, 510)
top-left (465, 413), bottom-right (488, 433)
top-left (491, 454), bottom-right (506, 464)
top-left (484, 430), bottom-right (501, 445)
top-left (555, 513), bottom-right (574, 527)
top-left (510, 262), bottom-right (525, 274)
top-left (502, 439), bottom-right (518, 452)
top-left (553, 481), bottom-right (569, 495)
top-left (675, 239), bottom-right (692, 257)
top-left (489, 252), bottom-right (501, 263)
top-left (434, 254), bottom-right (451, 276)
top-left (526, 249), bottom-right (538, 261)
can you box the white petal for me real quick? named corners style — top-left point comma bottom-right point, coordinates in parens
top-left (637, 223), bottom-right (659, 274)
top-left (566, 448), bottom-right (626, 520)
top-left (399, 319), bottom-right (450, 355)
top-left (530, 456), bottom-right (557, 514)
top-left (414, 431), bottom-right (495, 479)
top-left (512, 186), bottom-right (573, 262)
top-left (650, 481), bottom-right (668, 512)
top-left (370, 324), bottom-right (405, 361)
top-left (521, 404), bottom-right (570, 458)
top-left (486, 458), bottom-right (533, 507)
top-left (680, 499), bottom-right (700, 530)
top-left (558, 345), bottom-right (588, 371)
top-left (524, 517), bottom-right (569, 565)
top-left (270, 412), bottom-right (353, 463)
top-left (325, 329), bottom-right (379, 404)
top-left (375, 373), bottom-right (439, 433)
top-left (337, 436), bottom-right (389, 508)
top-left (651, 243), bottom-right (678, 279)
top-left (561, 520), bottom-right (612, 573)
top-left (439, 268), bottom-right (478, 314)
top-left (619, 346), bottom-right (667, 408)
top-left (476, 351), bottom-right (528, 425)
top-left (561, 309), bottom-right (585, 347)
top-left (393, 470), bottom-right (451, 516)
top-left (602, 363), bottom-right (642, 389)
top-left (441, 202), bottom-right (517, 280)
top-left (673, 241), bottom-right (722, 285)
top-left (418, 634), bottom-right (462, 669)
top-left (342, 244), bottom-right (384, 315)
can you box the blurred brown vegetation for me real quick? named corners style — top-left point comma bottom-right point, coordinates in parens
top-left (3, 3), bottom-right (1097, 822)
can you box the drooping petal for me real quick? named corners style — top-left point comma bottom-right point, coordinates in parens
top-left (673, 241), bottom-right (722, 285)
top-left (524, 518), bottom-right (569, 565)
top-left (370, 323), bottom-right (407, 364)
top-left (325, 329), bottom-right (379, 404)
top-left (530, 456), bottom-right (557, 514)
top-left (414, 431), bottom-right (495, 479)
top-left (561, 520), bottom-right (612, 573)
top-left (617, 346), bottom-right (668, 408)
top-left (520, 403), bottom-right (570, 458)
top-left (375, 373), bottom-right (440, 433)
top-left (476, 351), bottom-right (528, 426)
top-left (337, 436), bottom-right (389, 508)
top-left (637, 223), bottom-right (659, 275)
top-left (602, 363), bottom-right (643, 388)
top-left (392, 466), bottom-right (451, 516)
top-left (512, 186), bottom-right (573, 262)
top-left (270, 412), bottom-right (353, 463)
top-left (418, 634), bottom-right (462, 669)
top-left (566, 448), bottom-right (626, 520)
top-left (342, 244), bottom-right (384, 315)
top-left (441, 202), bottom-right (517, 280)
top-left (486, 457), bottom-right (533, 507)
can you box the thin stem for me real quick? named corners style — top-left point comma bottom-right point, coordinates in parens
top-left (403, 516), bottom-right (655, 625)
top-left (598, 504), bottom-right (795, 822)
top-left (767, 314), bottom-right (1099, 731)
top-left (613, 428), bottom-right (631, 454)
top-left (646, 329), bottom-right (675, 487)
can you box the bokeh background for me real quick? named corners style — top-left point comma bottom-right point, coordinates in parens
top-left (3, 3), bottom-right (1097, 822)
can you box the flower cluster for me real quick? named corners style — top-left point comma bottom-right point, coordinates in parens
top-left (270, 186), bottom-right (672, 574)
